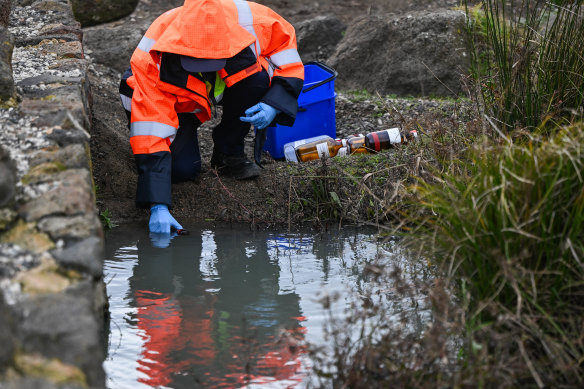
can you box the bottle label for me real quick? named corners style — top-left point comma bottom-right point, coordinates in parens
top-left (337, 146), bottom-right (349, 157)
top-left (284, 145), bottom-right (299, 162)
top-left (385, 128), bottom-right (401, 144)
top-left (365, 128), bottom-right (403, 151)
top-left (316, 142), bottom-right (330, 159)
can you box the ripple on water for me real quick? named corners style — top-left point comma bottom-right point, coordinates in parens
top-left (103, 224), bottom-right (429, 388)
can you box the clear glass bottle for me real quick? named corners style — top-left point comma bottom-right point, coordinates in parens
top-left (364, 128), bottom-right (417, 152)
top-left (295, 138), bottom-right (348, 162)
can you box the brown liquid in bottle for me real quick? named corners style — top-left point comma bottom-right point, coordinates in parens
top-left (295, 139), bottom-right (345, 162)
top-left (346, 135), bottom-right (368, 154)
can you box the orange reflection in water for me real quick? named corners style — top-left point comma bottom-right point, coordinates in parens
top-left (133, 289), bottom-right (307, 388)
top-left (120, 228), bottom-right (311, 388)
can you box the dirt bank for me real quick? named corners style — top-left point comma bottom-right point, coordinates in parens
top-left (88, 0), bottom-right (473, 229)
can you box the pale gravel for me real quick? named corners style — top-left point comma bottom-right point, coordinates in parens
top-left (0, 4), bottom-right (81, 201)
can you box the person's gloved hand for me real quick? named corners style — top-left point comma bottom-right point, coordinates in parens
top-left (240, 102), bottom-right (280, 129)
top-left (149, 231), bottom-right (177, 249)
top-left (149, 204), bottom-right (183, 234)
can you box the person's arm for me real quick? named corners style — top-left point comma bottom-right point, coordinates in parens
top-left (259, 11), bottom-right (304, 126)
top-left (128, 63), bottom-right (185, 234)
top-left (129, 66), bottom-right (179, 209)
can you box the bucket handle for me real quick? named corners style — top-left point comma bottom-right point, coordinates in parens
top-left (302, 61), bottom-right (338, 93)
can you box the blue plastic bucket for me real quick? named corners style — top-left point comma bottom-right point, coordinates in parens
top-left (263, 61), bottom-right (337, 159)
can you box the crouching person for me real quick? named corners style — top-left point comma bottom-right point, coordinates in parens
top-left (119, 0), bottom-right (304, 234)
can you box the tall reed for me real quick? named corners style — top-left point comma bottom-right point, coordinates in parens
top-left (464, 0), bottom-right (584, 132)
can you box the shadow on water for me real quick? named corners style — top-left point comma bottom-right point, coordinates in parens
top-left (103, 222), bottom-right (426, 388)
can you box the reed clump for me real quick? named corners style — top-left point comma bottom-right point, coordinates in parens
top-left (407, 122), bottom-right (584, 386)
top-left (398, 0), bottom-right (584, 384)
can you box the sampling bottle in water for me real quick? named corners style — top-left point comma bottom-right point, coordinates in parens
top-left (295, 138), bottom-right (349, 162)
top-left (283, 135), bottom-right (335, 162)
top-left (364, 128), bottom-right (417, 152)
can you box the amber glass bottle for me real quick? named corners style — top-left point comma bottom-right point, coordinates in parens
top-left (295, 138), bottom-right (347, 162)
top-left (346, 134), bottom-right (368, 154)
top-left (283, 135), bottom-right (335, 162)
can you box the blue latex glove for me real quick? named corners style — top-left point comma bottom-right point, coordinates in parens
top-left (240, 102), bottom-right (280, 129)
top-left (149, 231), bottom-right (177, 249)
top-left (149, 204), bottom-right (183, 233)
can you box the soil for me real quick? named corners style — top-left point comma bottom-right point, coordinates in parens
top-left (88, 0), bottom-right (474, 229)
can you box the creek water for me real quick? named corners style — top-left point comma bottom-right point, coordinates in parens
top-left (103, 223), bottom-right (429, 388)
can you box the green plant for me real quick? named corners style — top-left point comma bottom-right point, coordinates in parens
top-left (345, 89), bottom-right (373, 101)
top-left (99, 209), bottom-right (118, 229)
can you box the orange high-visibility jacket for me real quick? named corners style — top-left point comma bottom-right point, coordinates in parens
top-left (122, 0), bottom-right (303, 207)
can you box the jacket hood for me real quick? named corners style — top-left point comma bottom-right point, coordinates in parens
top-left (151, 0), bottom-right (256, 59)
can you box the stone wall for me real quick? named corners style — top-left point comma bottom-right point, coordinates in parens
top-left (0, 0), bottom-right (15, 102)
top-left (0, 1), bottom-right (106, 388)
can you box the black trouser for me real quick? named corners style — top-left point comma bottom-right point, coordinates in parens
top-left (122, 69), bottom-right (270, 183)
top-left (212, 69), bottom-right (270, 156)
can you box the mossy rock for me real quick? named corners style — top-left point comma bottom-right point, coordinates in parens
top-left (14, 353), bottom-right (87, 387)
top-left (15, 256), bottom-right (75, 295)
top-left (0, 208), bottom-right (17, 231)
top-left (0, 220), bottom-right (55, 254)
top-left (21, 161), bottom-right (67, 185)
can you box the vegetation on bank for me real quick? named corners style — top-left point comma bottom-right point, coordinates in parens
top-left (279, 96), bottom-right (475, 229)
top-left (305, 1), bottom-right (584, 387)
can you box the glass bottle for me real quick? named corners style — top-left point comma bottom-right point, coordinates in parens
top-left (283, 135), bottom-right (335, 162)
top-left (345, 134), bottom-right (368, 154)
top-left (364, 128), bottom-right (417, 152)
top-left (295, 138), bottom-right (348, 162)
top-left (336, 146), bottom-right (350, 158)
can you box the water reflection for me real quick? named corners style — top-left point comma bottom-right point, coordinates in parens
top-left (104, 224), bottom-right (387, 388)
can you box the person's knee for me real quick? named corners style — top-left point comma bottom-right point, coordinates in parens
top-left (172, 159), bottom-right (201, 183)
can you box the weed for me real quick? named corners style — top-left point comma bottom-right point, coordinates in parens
top-left (99, 209), bottom-right (118, 229)
top-left (308, 2), bottom-right (584, 385)
top-left (345, 89), bottom-right (373, 101)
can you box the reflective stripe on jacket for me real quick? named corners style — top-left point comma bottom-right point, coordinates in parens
top-left (123, 0), bottom-right (303, 207)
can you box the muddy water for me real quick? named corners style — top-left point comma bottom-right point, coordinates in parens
top-left (103, 223), bottom-right (427, 388)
